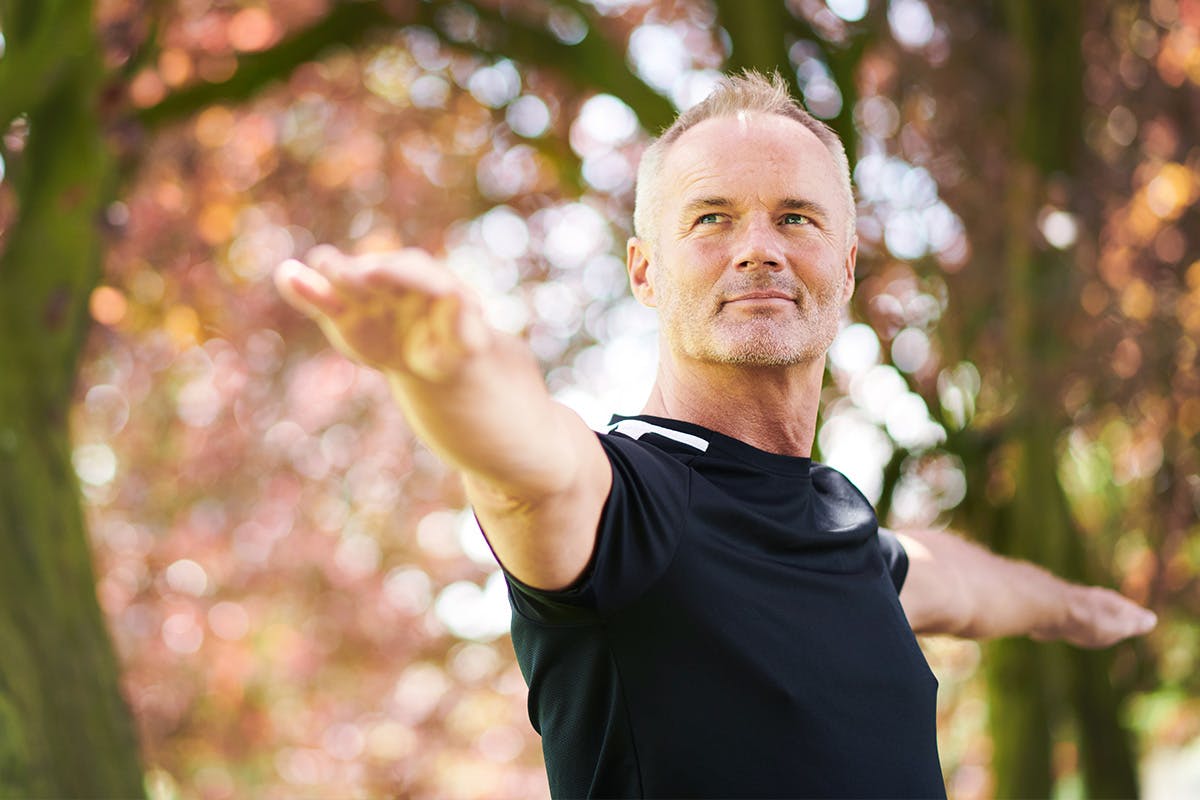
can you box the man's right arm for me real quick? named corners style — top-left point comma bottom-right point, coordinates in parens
top-left (274, 246), bottom-right (611, 590)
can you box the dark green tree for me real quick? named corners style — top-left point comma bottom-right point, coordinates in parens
top-left (0, 0), bottom-right (143, 794)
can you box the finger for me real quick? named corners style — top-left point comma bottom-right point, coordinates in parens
top-left (1110, 593), bottom-right (1157, 636)
top-left (299, 250), bottom-right (416, 306)
top-left (339, 251), bottom-right (456, 299)
top-left (457, 295), bottom-right (490, 353)
top-left (432, 293), bottom-right (485, 352)
top-left (429, 294), bottom-right (462, 351)
top-left (304, 243), bottom-right (348, 275)
top-left (275, 259), bottom-right (347, 317)
top-left (403, 301), bottom-right (447, 380)
top-left (1081, 590), bottom-right (1157, 647)
top-left (1096, 589), bottom-right (1153, 625)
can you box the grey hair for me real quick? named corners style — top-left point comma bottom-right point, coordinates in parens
top-left (633, 70), bottom-right (855, 249)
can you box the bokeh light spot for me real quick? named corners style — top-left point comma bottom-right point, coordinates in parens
top-left (162, 612), bottom-right (204, 654)
top-left (478, 206), bottom-right (529, 259)
top-left (208, 601), bottom-right (250, 641)
top-left (458, 512), bottom-right (499, 567)
top-left (158, 48), bottom-right (193, 88)
top-left (888, 0), bottom-right (935, 49)
top-left (829, 323), bottom-right (882, 374)
top-left (84, 384), bottom-right (130, 436)
top-left (129, 69), bottom-right (166, 108)
top-left (1039, 208), bottom-right (1079, 249)
top-left (818, 410), bottom-right (892, 502)
top-left (575, 94), bottom-right (639, 149)
top-left (392, 663), bottom-right (450, 723)
top-left (892, 327), bottom-right (931, 373)
top-left (228, 8), bottom-right (278, 52)
top-left (434, 572), bottom-right (511, 641)
top-left (73, 444), bottom-right (117, 487)
top-left (321, 723), bottom-right (366, 761)
top-left (828, 0), bottom-right (868, 22)
top-left (366, 721), bottom-right (417, 761)
top-left (383, 568), bottom-right (432, 615)
top-left (334, 532), bottom-right (381, 579)
top-left (165, 559), bottom-right (209, 597)
top-left (468, 60), bottom-right (521, 108)
top-left (89, 286), bottom-right (127, 326)
top-left (506, 94), bottom-right (551, 137)
top-left (417, 509), bottom-right (463, 558)
top-left (627, 24), bottom-right (689, 93)
top-left (409, 74), bottom-right (450, 109)
top-left (194, 106), bottom-right (235, 148)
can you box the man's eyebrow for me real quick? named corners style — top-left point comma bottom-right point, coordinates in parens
top-left (680, 197), bottom-right (732, 216)
top-left (780, 198), bottom-right (831, 217)
top-left (679, 197), bottom-right (833, 218)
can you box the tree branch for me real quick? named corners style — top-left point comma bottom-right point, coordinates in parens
top-left (136, 0), bottom-right (676, 139)
top-left (136, 1), bottom-right (397, 129)
top-left (431, 0), bottom-right (676, 133)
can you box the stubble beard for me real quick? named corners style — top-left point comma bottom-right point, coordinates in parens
top-left (659, 286), bottom-right (843, 367)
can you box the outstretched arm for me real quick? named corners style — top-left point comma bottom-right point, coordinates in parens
top-left (275, 246), bottom-right (611, 591)
top-left (893, 528), bottom-right (1156, 648)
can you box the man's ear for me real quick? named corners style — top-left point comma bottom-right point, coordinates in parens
top-left (627, 237), bottom-right (657, 307)
top-left (840, 237), bottom-right (858, 305)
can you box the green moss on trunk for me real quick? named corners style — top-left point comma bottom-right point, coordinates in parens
top-left (0, 1), bottom-right (145, 795)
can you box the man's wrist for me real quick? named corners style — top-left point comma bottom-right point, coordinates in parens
top-left (1021, 563), bottom-right (1074, 642)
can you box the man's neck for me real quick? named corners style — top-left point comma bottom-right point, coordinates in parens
top-left (639, 354), bottom-right (825, 457)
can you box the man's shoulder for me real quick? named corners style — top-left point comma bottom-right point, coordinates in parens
top-left (595, 417), bottom-right (699, 493)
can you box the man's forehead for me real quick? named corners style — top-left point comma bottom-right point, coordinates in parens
top-left (660, 114), bottom-right (837, 203)
top-left (669, 112), bottom-right (824, 156)
top-left (661, 113), bottom-right (833, 181)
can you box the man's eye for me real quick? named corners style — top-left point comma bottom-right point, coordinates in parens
top-left (782, 213), bottom-right (810, 225)
top-left (697, 213), bottom-right (722, 224)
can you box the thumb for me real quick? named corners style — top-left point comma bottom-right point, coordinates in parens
top-left (274, 259), bottom-right (346, 319)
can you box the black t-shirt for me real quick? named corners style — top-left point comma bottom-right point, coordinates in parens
top-left (501, 415), bottom-right (945, 799)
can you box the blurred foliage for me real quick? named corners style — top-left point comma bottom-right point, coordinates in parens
top-left (1, 0), bottom-right (1198, 798)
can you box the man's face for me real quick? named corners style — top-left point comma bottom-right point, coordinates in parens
top-left (629, 113), bottom-right (856, 368)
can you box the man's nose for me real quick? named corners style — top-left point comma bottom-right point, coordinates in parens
top-left (734, 216), bottom-right (784, 271)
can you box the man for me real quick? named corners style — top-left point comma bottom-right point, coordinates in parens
top-left (275, 71), bottom-right (1156, 798)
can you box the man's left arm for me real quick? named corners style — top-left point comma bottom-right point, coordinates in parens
top-left (892, 528), bottom-right (1157, 647)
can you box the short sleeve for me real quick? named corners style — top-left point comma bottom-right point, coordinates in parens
top-left (504, 432), bottom-right (691, 622)
top-left (878, 528), bottom-right (909, 593)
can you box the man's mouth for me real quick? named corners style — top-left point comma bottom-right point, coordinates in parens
top-left (721, 291), bottom-right (796, 306)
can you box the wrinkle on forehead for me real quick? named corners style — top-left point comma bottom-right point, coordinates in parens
top-left (669, 114), bottom-right (833, 176)
top-left (668, 128), bottom-right (831, 201)
top-left (655, 113), bottom-right (850, 239)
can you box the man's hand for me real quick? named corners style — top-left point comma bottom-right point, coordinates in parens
top-left (1032, 584), bottom-right (1157, 648)
top-left (275, 245), bottom-right (490, 382)
top-left (896, 528), bottom-right (1156, 648)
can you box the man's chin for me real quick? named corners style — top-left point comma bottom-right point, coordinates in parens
top-left (707, 340), bottom-right (814, 367)
top-left (705, 328), bottom-right (835, 367)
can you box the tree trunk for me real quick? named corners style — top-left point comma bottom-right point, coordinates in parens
top-left (983, 2), bottom-right (1140, 796)
top-left (0, 1), bottom-right (145, 795)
